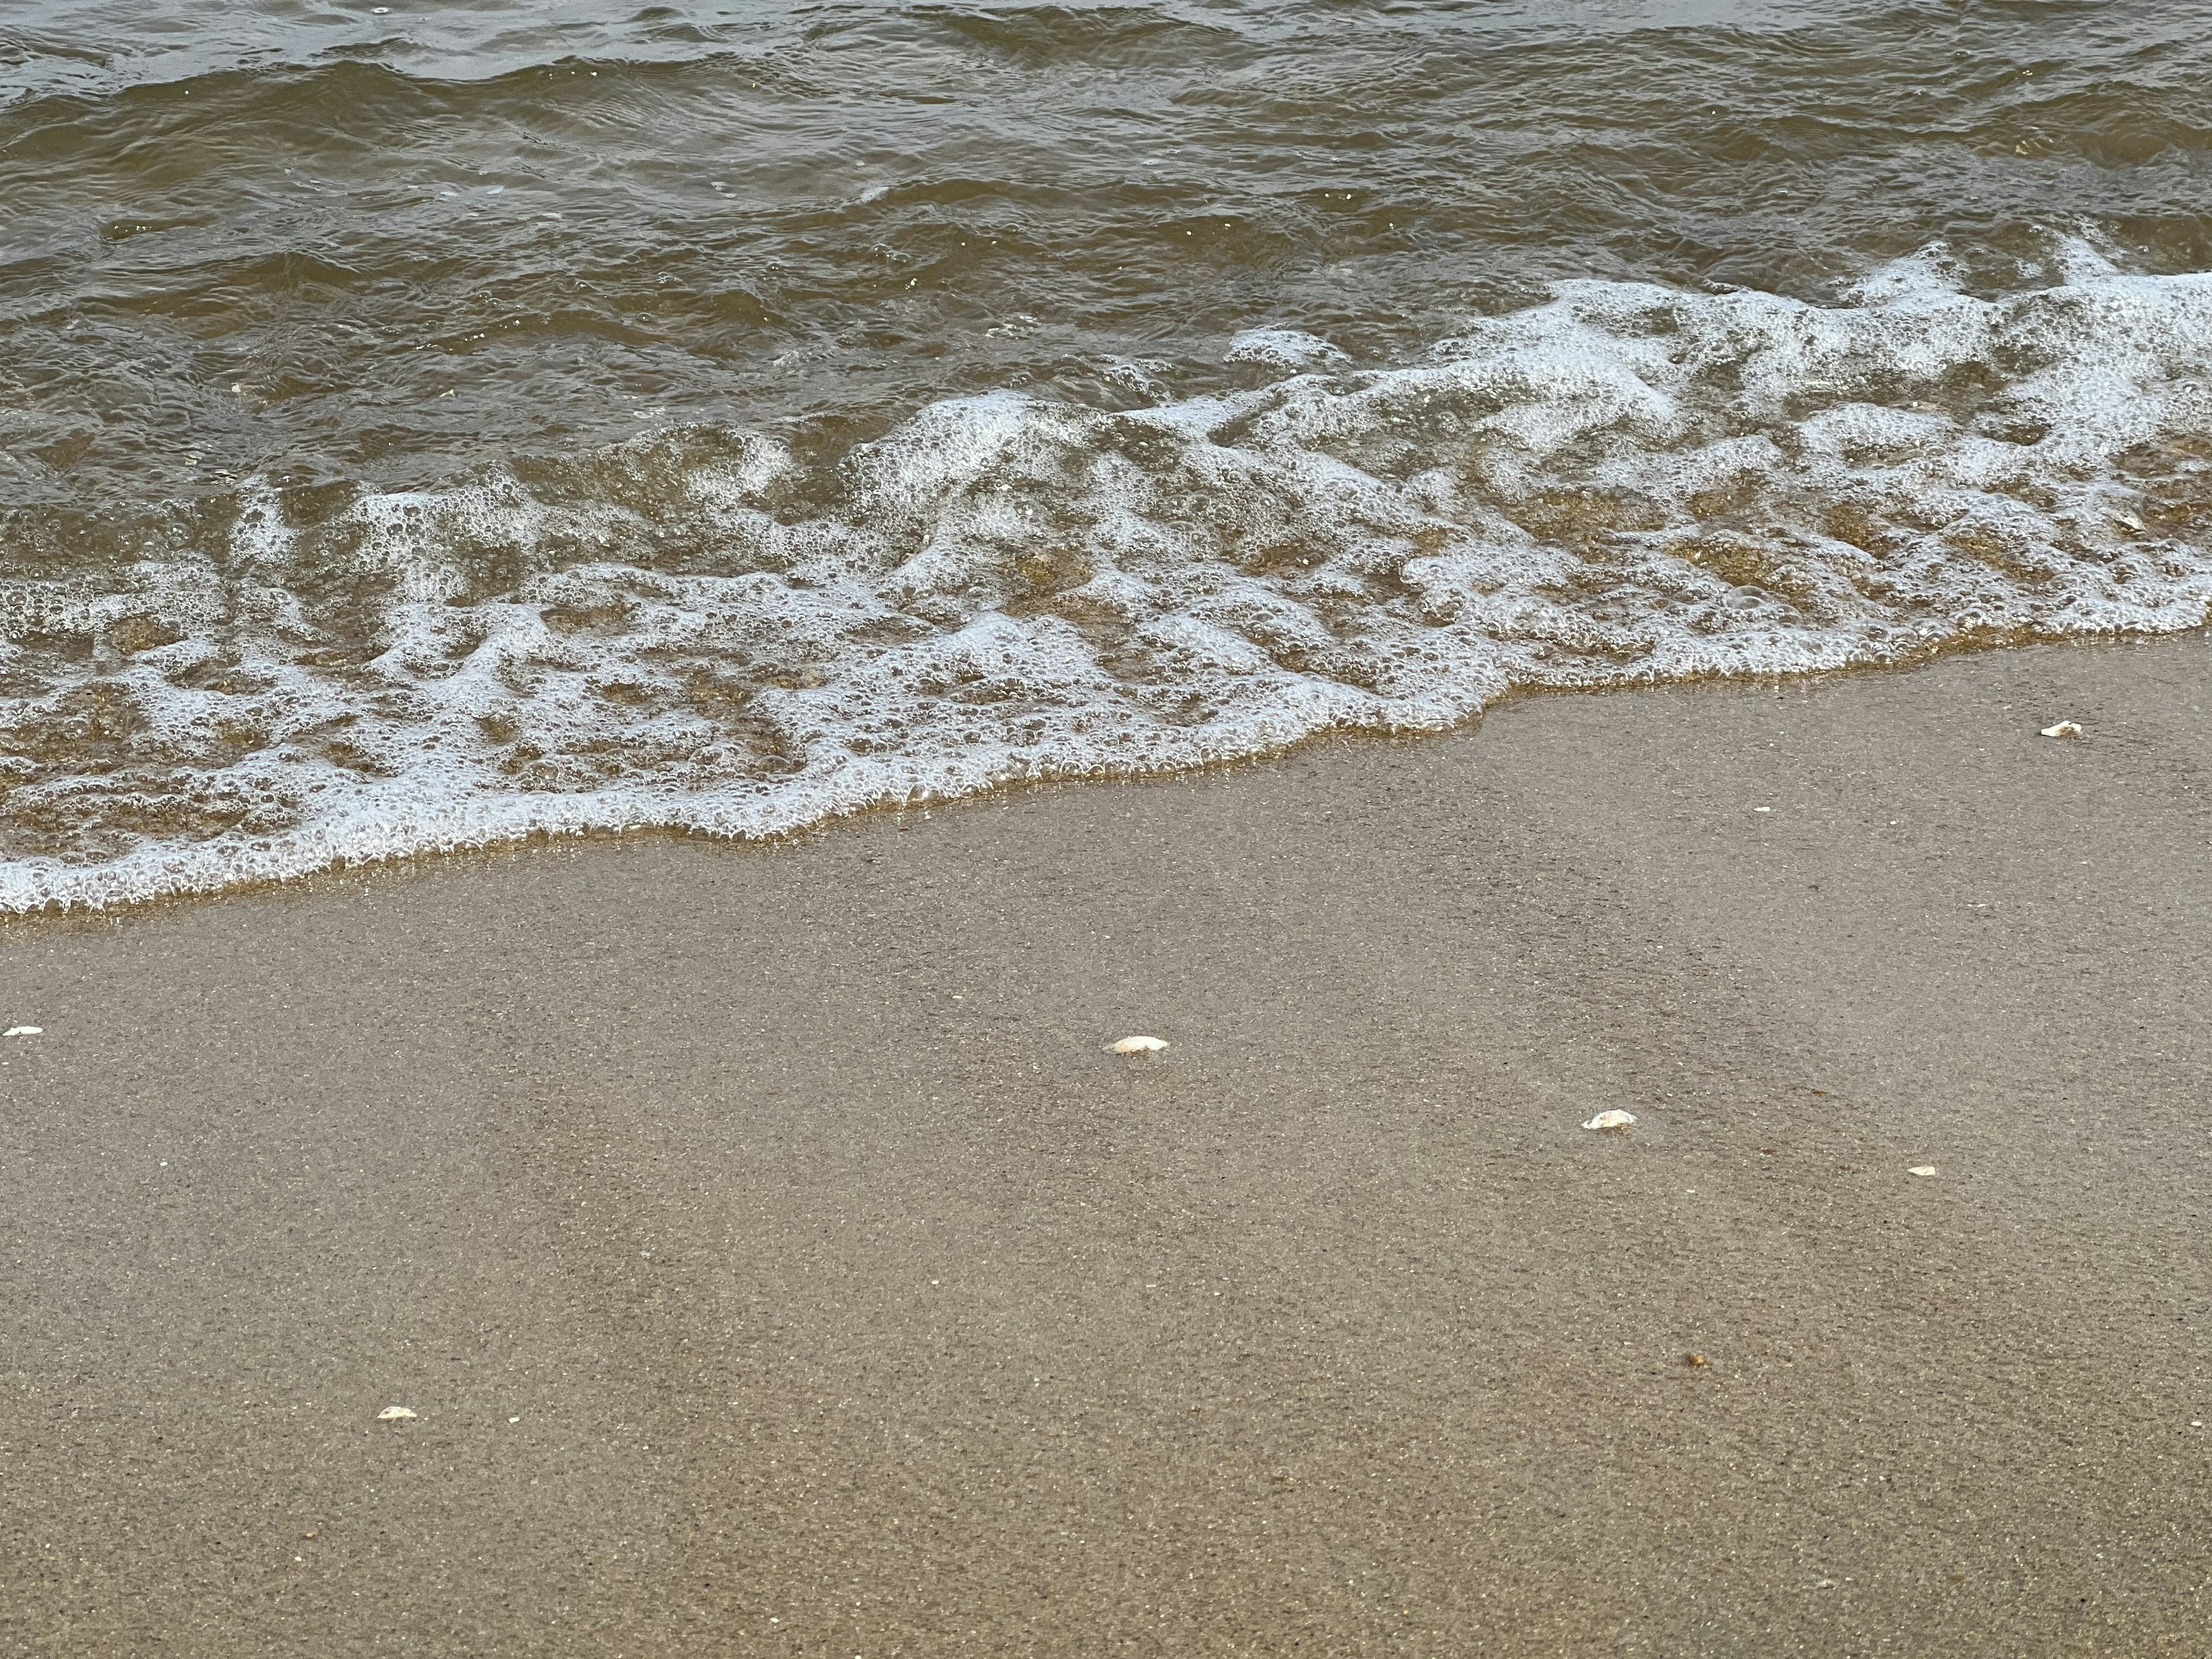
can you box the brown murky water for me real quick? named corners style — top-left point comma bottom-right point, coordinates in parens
top-left (5, 1), bottom-right (2211, 907)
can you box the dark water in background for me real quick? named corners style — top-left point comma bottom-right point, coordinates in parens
top-left (5, 1), bottom-right (2212, 907)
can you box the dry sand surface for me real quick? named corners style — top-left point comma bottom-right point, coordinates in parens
top-left (2, 634), bottom-right (2209, 1657)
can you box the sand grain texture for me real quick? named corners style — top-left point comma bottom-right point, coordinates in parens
top-left (2, 636), bottom-right (2209, 1656)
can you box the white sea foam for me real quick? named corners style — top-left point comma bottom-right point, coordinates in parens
top-left (5, 241), bottom-right (2211, 910)
top-left (1225, 327), bottom-right (1349, 369)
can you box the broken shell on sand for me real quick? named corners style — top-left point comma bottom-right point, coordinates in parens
top-left (377, 1406), bottom-right (418, 1422)
top-left (1582, 1109), bottom-right (1637, 1131)
top-left (1109, 1035), bottom-right (1169, 1054)
top-left (2039, 721), bottom-right (2084, 739)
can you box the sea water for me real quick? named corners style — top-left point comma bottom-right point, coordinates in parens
top-left (4, 1), bottom-right (2210, 908)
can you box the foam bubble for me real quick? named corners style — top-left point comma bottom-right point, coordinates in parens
top-left (5, 241), bottom-right (2211, 910)
top-left (1225, 328), bottom-right (1349, 370)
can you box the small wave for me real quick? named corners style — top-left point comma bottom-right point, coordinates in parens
top-left (5, 239), bottom-right (2211, 910)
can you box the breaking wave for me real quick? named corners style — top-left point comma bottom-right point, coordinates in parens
top-left (6, 239), bottom-right (2212, 910)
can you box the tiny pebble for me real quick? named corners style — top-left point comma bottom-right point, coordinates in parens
top-left (1582, 1109), bottom-right (1636, 1131)
top-left (2039, 721), bottom-right (2083, 739)
top-left (377, 1406), bottom-right (417, 1422)
top-left (4, 1026), bottom-right (40, 1037)
top-left (509, 1416), bottom-right (521, 1425)
top-left (1908, 1165), bottom-right (1938, 1177)
top-left (1109, 1035), bottom-right (1168, 1054)
top-left (1685, 1353), bottom-right (1709, 1368)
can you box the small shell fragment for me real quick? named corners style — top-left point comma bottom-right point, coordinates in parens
top-left (1907, 1166), bottom-right (1938, 1177)
top-left (2039, 722), bottom-right (2082, 739)
top-left (1581, 1109), bottom-right (1636, 1131)
top-left (1109, 1035), bottom-right (1168, 1054)
top-left (3, 1026), bottom-right (40, 1037)
top-left (376, 1406), bottom-right (418, 1422)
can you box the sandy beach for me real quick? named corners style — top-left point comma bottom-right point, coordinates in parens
top-left (2, 632), bottom-right (2208, 1657)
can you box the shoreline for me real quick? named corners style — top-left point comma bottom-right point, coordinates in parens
top-left (8, 623), bottom-right (2202, 930)
top-left (3, 630), bottom-right (2209, 1654)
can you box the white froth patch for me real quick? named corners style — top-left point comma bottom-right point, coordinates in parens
top-left (1225, 328), bottom-right (1349, 370)
top-left (6, 239), bottom-right (2212, 911)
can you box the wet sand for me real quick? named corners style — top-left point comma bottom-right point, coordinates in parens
top-left (2, 634), bottom-right (2209, 1657)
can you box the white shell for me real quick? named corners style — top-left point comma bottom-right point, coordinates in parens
top-left (1581, 1109), bottom-right (1636, 1131)
top-left (1907, 1166), bottom-right (1938, 1177)
top-left (3, 1026), bottom-right (40, 1037)
top-left (376, 1406), bottom-right (418, 1422)
top-left (1109, 1035), bottom-right (1168, 1054)
top-left (2039, 721), bottom-right (2083, 738)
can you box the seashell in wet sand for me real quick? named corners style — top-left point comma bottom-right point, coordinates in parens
top-left (3, 1026), bottom-right (39, 1037)
top-left (377, 1406), bottom-right (418, 1422)
top-left (1907, 1166), bottom-right (1938, 1177)
top-left (1581, 1109), bottom-right (1636, 1131)
top-left (2039, 721), bottom-right (2083, 738)
top-left (1109, 1035), bottom-right (1168, 1054)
